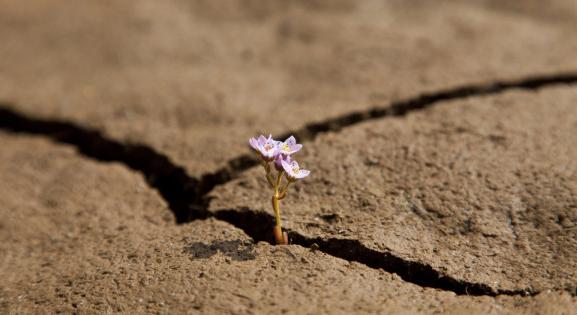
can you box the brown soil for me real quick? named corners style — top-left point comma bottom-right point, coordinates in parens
top-left (211, 86), bottom-right (577, 295)
top-left (0, 134), bottom-right (574, 315)
top-left (1, 0), bottom-right (577, 314)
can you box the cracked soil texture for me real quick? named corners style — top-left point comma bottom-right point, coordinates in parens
top-left (0, 133), bottom-right (575, 315)
top-left (1, 0), bottom-right (577, 314)
top-left (4, 133), bottom-right (576, 314)
top-left (211, 87), bottom-right (577, 296)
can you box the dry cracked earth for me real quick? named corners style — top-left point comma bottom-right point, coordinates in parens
top-left (1, 1), bottom-right (577, 314)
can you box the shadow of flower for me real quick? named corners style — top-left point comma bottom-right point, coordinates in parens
top-left (183, 239), bottom-right (256, 261)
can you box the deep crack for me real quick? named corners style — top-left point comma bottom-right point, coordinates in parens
top-left (0, 107), bottom-right (208, 223)
top-left (198, 72), bottom-right (577, 200)
top-left (211, 208), bottom-right (537, 296)
top-left (1, 72), bottom-right (577, 297)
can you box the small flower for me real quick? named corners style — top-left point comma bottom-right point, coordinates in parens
top-left (274, 153), bottom-right (291, 171)
top-left (277, 136), bottom-right (302, 156)
top-left (249, 134), bottom-right (278, 161)
top-left (248, 134), bottom-right (309, 244)
top-left (281, 158), bottom-right (310, 180)
top-left (249, 134), bottom-right (267, 151)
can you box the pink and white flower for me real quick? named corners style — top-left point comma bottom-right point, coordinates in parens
top-left (274, 153), bottom-right (291, 171)
top-left (277, 136), bottom-right (302, 156)
top-left (281, 159), bottom-right (310, 180)
top-left (249, 134), bottom-right (278, 161)
top-left (248, 133), bottom-right (309, 245)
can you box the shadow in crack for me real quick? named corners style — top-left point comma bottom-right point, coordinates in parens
top-left (213, 208), bottom-right (277, 244)
top-left (0, 105), bottom-right (207, 223)
top-left (183, 239), bottom-right (256, 261)
top-left (211, 207), bottom-right (537, 297)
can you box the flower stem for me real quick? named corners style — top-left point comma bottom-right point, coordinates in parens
top-left (279, 181), bottom-right (292, 199)
top-left (263, 162), bottom-right (275, 188)
top-left (272, 171), bottom-right (288, 244)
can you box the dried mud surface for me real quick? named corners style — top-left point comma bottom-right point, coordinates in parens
top-left (211, 87), bottom-right (577, 295)
top-left (1, 0), bottom-right (577, 314)
top-left (0, 134), bottom-right (574, 315)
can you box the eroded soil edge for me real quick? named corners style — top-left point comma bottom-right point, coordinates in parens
top-left (1, 72), bottom-right (577, 297)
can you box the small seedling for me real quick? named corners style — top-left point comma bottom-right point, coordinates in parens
top-left (249, 134), bottom-right (310, 245)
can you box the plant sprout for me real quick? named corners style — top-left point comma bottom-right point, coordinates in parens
top-left (249, 134), bottom-right (310, 244)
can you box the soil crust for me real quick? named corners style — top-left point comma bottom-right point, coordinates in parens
top-left (1, 0), bottom-right (577, 313)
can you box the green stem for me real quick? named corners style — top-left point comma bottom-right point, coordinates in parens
top-left (263, 162), bottom-right (275, 188)
top-left (273, 171), bottom-right (283, 227)
top-left (272, 195), bottom-right (281, 229)
top-left (280, 180), bottom-right (291, 196)
top-left (272, 171), bottom-right (286, 244)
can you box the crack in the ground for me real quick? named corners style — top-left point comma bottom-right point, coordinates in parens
top-left (1, 72), bottom-right (577, 297)
top-left (0, 107), bottom-right (203, 223)
top-left (198, 72), bottom-right (577, 205)
top-left (212, 208), bottom-right (537, 296)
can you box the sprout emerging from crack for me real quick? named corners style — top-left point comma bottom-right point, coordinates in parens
top-left (249, 134), bottom-right (310, 244)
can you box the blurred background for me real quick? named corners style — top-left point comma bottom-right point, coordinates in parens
top-left (1, 0), bottom-right (576, 178)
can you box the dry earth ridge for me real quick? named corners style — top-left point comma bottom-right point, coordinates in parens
top-left (2, 73), bottom-right (577, 299)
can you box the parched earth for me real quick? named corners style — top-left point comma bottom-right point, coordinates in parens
top-left (0, 0), bottom-right (576, 314)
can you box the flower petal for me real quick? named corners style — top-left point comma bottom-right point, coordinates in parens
top-left (290, 160), bottom-right (299, 169)
top-left (291, 143), bottom-right (303, 152)
top-left (297, 169), bottom-right (310, 178)
top-left (274, 154), bottom-right (291, 170)
top-left (249, 137), bottom-right (259, 150)
top-left (285, 135), bottom-right (296, 145)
